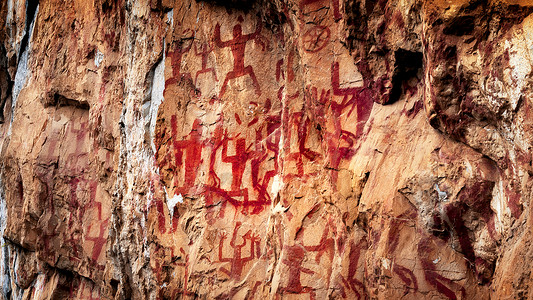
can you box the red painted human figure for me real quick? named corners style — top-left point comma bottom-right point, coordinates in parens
top-left (166, 29), bottom-right (194, 87)
top-left (280, 243), bottom-right (316, 299)
top-left (249, 122), bottom-right (278, 212)
top-left (207, 121), bottom-right (225, 188)
top-left (320, 62), bottom-right (373, 185)
top-left (202, 123), bottom-right (226, 224)
top-left (171, 116), bottom-right (205, 196)
top-left (172, 247), bottom-right (195, 297)
top-left (76, 280), bottom-right (101, 300)
top-left (65, 120), bottom-right (90, 175)
top-left (218, 222), bottom-right (261, 280)
top-left (304, 220), bottom-right (335, 264)
top-left (418, 234), bottom-right (466, 300)
top-left (278, 217), bottom-right (330, 299)
top-left (194, 41), bottom-right (218, 86)
top-left (283, 111), bottom-right (322, 180)
top-left (387, 212), bottom-right (419, 293)
top-left (86, 219), bottom-right (109, 270)
top-left (209, 135), bottom-right (251, 216)
top-left (80, 178), bottom-right (107, 270)
top-left (222, 136), bottom-right (249, 191)
top-left (331, 61), bottom-right (373, 140)
top-left (297, 219), bottom-right (337, 295)
top-left (66, 178), bottom-right (98, 260)
top-left (337, 240), bottom-right (367, 299)
top-left (300, 0), bottom-right (341, 21)
top-left (214, 16), bottom-right (265, 98)
top-left (204, 121), bottom-right (275, 219)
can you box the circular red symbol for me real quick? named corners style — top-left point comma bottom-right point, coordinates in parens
top-left (303, 25), bottom-right (331, 53)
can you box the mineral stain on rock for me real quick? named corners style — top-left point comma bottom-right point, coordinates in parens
top-left (0, 0), bottom-right (531, 299)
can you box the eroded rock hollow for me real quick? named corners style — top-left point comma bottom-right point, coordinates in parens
top-left (0, 0), bottom-right (532, 299)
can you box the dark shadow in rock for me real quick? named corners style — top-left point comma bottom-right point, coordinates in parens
top-left (389, 49), bottom-right (422, 104)
top-left (198, 0), bottom-right (256, 12)
top-left (0, 44), bottom-right (12, 123)
top-left (44, 93), bottom-right (89, 110)
top-left (443, 16), bottom-right (476, 36)
top-left (19, 0), bottom-right (39, 61)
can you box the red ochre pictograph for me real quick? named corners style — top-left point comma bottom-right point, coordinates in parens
top-left (418, 234), bottom-right (467, 300)
top-left (218, 222), bottom-right (261, 280)
top-left (336, 239), bottom-right (368, 299)
top-left (302, 25), bottom-right (331, 53)
top-left (278, 217), bottom-right (339, 299)
top-left (214, 16), bottom-right (266, 98)
top-left (156, 114), bottom-right (280, 227)
top-left (194, 41), bottom-right (218, 85)
top-left (166, 29), bottom-right (195, 88)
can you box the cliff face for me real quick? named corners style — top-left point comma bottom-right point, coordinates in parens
top-left (0, 0), bottom-right (532, 299)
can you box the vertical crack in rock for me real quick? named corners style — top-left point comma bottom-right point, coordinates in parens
top-left (0, 3), bottom-right (39, 298)
top-left (0, 44), bottom-right (12, 124)
top-left (0, 177), bottom-right (12, 299)
top-left (17, 0), bottom-right (38, 61)
top-left (10, 3), bottom-right (38, 127)
top-left (143, 51), bottom-right (165, 153)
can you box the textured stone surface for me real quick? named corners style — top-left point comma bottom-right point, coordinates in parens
top-left (0, 0), bottom-right (532, 299)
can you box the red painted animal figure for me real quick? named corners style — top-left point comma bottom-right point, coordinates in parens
top-left (194, 41), bottom-right (218, 85)
top-left (218, 222), bottom-right (261, 280)
top-left (214, 16), bottom-right (265, 98)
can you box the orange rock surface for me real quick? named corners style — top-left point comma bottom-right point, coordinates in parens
top-left (0, 0), bottom-right (531, 299)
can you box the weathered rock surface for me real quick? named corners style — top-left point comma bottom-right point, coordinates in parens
top-left (0, 0), bottom-right (532, 299)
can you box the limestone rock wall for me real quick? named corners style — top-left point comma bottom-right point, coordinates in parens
top-left (0, 0), bottom-right (532, 299)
